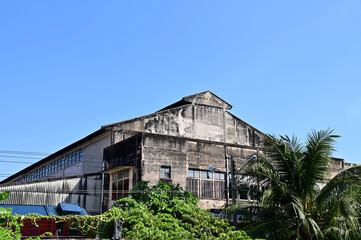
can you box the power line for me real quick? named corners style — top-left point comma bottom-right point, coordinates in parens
top-left (0, 150), bottom-right (50, 156)
top-left (0, 155), bottom-right (43, 160)
top-left (0, 160), bottom-right (34, 164)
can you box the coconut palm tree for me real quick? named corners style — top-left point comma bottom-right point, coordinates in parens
top-left (232, 129), bottom-right (361, 240)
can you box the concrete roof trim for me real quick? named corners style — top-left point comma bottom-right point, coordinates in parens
top-left (102, 103), bottom-right (194, 128)
top-left (140, 131), bottom-right (261, 150)
top-left (182, 90), bottom-right (233, 110)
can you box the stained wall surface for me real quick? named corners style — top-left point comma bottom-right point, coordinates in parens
top-left (111, 104), bottom-right (263, 147)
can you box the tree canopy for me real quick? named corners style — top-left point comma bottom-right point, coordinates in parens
top-left (229, 129), bottom-right (361, 240)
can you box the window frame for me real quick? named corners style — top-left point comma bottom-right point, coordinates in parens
top-left (160, 166), bottom-right (171, 179)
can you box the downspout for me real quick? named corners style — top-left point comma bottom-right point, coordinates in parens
top-left (100, 130), bottom-right (112, 214)
top-left (100, 159), bottom-right (105, 214)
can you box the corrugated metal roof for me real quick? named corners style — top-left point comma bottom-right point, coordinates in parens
top-left (45, 205), bottom-right (59, 216)
top-left (0, 203), bottom-right (88, 216)
top-left (59, 203), bottom-right (82, 213)
top-left (0, 204), bottom-right (49, 216)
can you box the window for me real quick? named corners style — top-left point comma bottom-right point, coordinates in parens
top-left (71, 152), bottom-right (75, 165)
top-left (201, 170), bottom-right (212, 179)
top-left (112, 168), bottom-right (130, 200)
top-left (75, 150), bottom-right (80, 163)
top-left (17, 148), bottom-right (83, 182)
top-left (79, 149), bottom-right (83, 161)
top-left (215, 172), bottom-right (225, 180)
top-left (188, 169), bottom-right (200, 178)
top-left (60, 157), bottom-right (64, 169)
top-left (187, 168), bottom-right (226, 200)
top-left (160, 166), bottom-right (171, 178)
top-left (64, 155), bottom-right (69, 167)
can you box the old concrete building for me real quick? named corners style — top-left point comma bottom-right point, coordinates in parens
top-left (0, 91), bottom-right (346, 212)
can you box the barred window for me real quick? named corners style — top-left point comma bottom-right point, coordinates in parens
top-left (187, 168), bottom-right (225, 200)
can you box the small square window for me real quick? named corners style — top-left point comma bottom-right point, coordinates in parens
top-left (160, 166), bottom-right (171, 179)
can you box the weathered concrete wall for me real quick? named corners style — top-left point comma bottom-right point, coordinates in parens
top-left (142, 134), bottom-right (188, 188)
top-left (141, 133), bottom-right (258, 189)
top-left (112, 104), bottom-right (264, 147)
top-left (187, 140), bottom-right (226, 171)
top-left (328, 158), bottom-right (345, 179)
top-left (83, 135), bottom-right (111, 174)
top-left (140, 133), bottom-right (259, 209)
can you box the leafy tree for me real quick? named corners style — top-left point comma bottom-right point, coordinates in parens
top-left (0, 191), bottom-right (11, 224)
top-left (228, 129), bottom-right (361, 240)
top-left (110, 182), bottom-right (264, 240)
top-left (0, 191), bottom-right (22, 240)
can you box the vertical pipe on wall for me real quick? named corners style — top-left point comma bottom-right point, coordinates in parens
top-left (225, 155), bottom-right (229, 206)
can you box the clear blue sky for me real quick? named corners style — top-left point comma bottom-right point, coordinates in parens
top-left (1, 1), bottom-right (361, 181)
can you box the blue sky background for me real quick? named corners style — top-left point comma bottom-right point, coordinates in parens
top-left (1, 1), bottom-right (361, 181)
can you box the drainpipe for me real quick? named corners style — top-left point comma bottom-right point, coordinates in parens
top-left (225, 155), bottom-right (229, 206)
top-left (231, 156), bottom-right (237, 228)
top-left (100, 159), bottom-right (105, 214)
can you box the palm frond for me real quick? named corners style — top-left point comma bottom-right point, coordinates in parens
top-left (242, 158), bottom-right (288, 196)
top-left (245, 217), bottom-right (290, 239)
top-left (300, 129), bottom-right (339, 199)
top-left (264, 135), bottom-right (300, 184)
top-left (316, 165), bottom-right (361, 208)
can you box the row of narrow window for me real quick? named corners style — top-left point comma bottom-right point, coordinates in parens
top-left (108, 167), bottom-right (261, 201)
top-left (15, 149), bottom-right (84, 182)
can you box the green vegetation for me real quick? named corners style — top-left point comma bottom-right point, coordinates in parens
top-left (0, 191), bottom-right (22, 240)
top-left (0, 183), bottom-right (262, 239)
top-left (108, 181), bottom-right (263, 239)
top-left (227, 129), bottom-right (361, 240)
top-left (0, 191), bottom-right (48, 240)
top-left (6, 128), bottom-right (360, 239)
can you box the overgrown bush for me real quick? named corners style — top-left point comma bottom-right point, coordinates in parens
top-left (110, 182), bottom-right (264, 240)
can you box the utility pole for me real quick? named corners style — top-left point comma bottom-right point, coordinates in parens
top-left (210, 154), bottom-right (257, 228)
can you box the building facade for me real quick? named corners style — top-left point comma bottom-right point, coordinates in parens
top-left (0, 91), bottom-right (346, 213)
